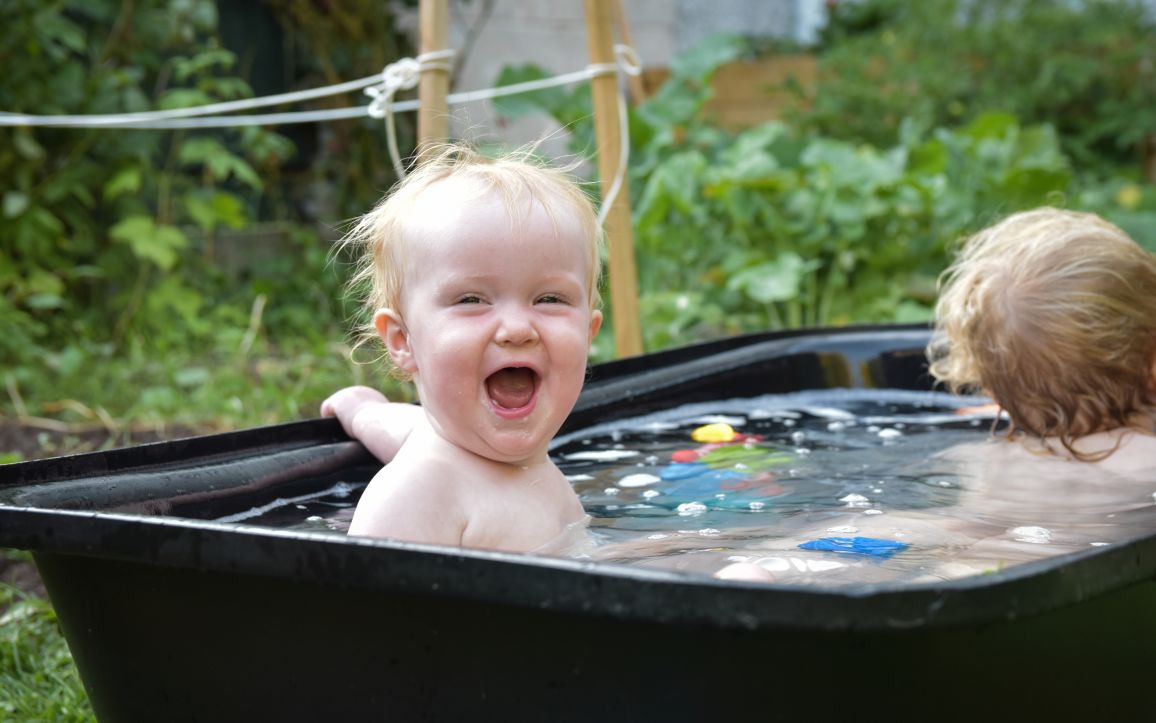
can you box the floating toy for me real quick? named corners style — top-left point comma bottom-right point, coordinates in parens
top-left (690, 422), bottom-right (737, 443)
top-left (798, 536), bottom-right (910, 558)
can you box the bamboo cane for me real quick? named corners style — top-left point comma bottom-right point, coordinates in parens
top-left (584, 0), bottom-right (644, 357)
top-left (417, 0), bottom-right (450, 157)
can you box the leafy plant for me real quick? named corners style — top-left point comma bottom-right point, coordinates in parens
top-left (802, 0), bottom-right (1156, 175)
top-left (494, 31), bottom-right (1155, 352)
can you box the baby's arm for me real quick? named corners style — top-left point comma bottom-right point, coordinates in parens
top-left (319, 386), bottom-right (424, 463)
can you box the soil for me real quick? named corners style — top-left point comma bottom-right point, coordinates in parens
top-left (1, 420), bottom-right (207, 602)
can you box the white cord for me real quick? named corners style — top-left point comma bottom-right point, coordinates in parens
top-left (0, 44), bottom-right (643, 226)
top-left (0, 74), bottom-right (383, 127)
top-left (364, 49), bottom-right (456, 178)
top-left (595, 43), bottom-right (643, 227)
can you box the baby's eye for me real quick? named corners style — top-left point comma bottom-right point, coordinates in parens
top-left (456, 294), bottom-right (483, 305)
top-left (535, 294), bottom-right (566, 305)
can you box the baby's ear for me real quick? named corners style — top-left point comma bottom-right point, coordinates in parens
top-left (374, 309), bottom-right (417, 373)
top-left (588, 309), bottom-right (603, 344)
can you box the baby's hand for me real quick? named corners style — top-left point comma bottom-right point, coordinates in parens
top-left (320, 386), bottom-right (390, 439)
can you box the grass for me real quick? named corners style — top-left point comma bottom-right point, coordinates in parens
top-left (1, 555), bottom-right (94, 722)
top-left (0, 329), bottom-right (417, 721)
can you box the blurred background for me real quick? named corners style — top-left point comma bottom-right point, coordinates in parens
top-left (3, 2), bottom-right (1156, 717)
top-left (2, 0), bottom-right (1156, 458)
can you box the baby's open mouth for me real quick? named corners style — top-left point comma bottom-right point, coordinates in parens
top-left (486, 367), bottom-right (538, 409)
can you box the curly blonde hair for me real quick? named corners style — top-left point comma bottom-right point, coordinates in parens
top-left (928, 207), bottom-right (1156, 459)
top-left (341, 142), bottom-right (603, 358)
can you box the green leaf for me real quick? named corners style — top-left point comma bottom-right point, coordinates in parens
top-left (110, 216), bottom-right (189, 271)
top-left (727, 253), bottom-right (818, 304)
top-left (104, 167), bottom-right (143, 200)
top-left (174, 366), bottom-right (210, 388)
top-left (963, 111), bottom-right (1018, 140)
top-left (24, 293), bottom-right (65, 310)
top-left (12, 132), bottom-right (45, 161)
top-left (160, 88), bottom-right (214, 110)
top-left (3, 192), bottom-right (29, 219)
top-left (178, 138), bottom-right (262, 189)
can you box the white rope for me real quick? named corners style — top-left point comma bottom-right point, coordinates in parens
top-left (0, 44), bottom-right (643, 226)
top-left (595, 43), bottom-right (643, 227)
top-left (0, 66), bottom-right (621, 130)
top-left (360, 49), bottom-right (456, 178)
top-left (0, 74), bottom-right (384, 127)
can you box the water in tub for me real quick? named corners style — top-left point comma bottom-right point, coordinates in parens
top-left (232, 389), bottom-right (1156, 586)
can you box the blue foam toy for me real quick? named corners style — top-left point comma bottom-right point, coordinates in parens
top-left (659, 463), bottom-right (711, 481)
top-left (798, 536), bottom-right (910, 558)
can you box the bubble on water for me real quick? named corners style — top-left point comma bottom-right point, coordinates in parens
top-left (715, 493), bottom-right (727, 500)
top-left (567, 474), bottom-right (594, 482)
top-left (603, 487), bottom-right (620, 496)
top-left (782, 419), bottom-right (797, 427)
top-left (748, 409), bottom-right (774, 420)
top-left (693, 414), bottom-right (747, 426)
top-left (642, 489), bottom-right (661, 499)
top-left (748, 501), bottom-right (766, 510)
top-left (644, 455), bottom-right (660, 465)
top-left (790, 431), bottom-right (807, 445)
top-left (827, 421), bottom-right (847, 432)
top-left (699, 528), bottom-right (721, 537)
top-left (863, 509), bottom-right (884, 516)
top-left (618, 473), bottom-right (661, 488)
top-left (1090, 541), bottom-right (1110, 547)
top-left (794, 447), bottom-right (812, 456)
top-left (564, 450), bottom-right (639, 461)
top-left (878, 428), bottom-right (903, 441)
top-left (295, 504), bottom-right (307, 510)
top-left (873, 488), bottom-right (884, 494)
top-left (840, 493), bottom-right (871, 507)
top-left (610, 430), bottom-right (623, 442)
top-left (677, 501), bottom-right (708, 516)
top-left (866, 425), bottom-right (881, 433)
top-left (938, 480), bottom-right (953, 488)
top-left (305, 516), bottom-right (323, 523)
top-left (827, 525), bottom-right (859, 534)
top-left (647, 533), bottom-right (670, 540)
top-left (1011, 526), bottom-right (1052, 543)
top-left (735, 463), bottom-right (749, 471)
top-left (894, 422), bottom-right (906, 429)
top-left (970, 419), bottom-right (982, 427)
top-left (802, 406), bottom-right (855, 420)
top-left (788, 468), bottom-right (801, 477)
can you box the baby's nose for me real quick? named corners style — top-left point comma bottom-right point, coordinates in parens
top-left (494, 308), bottom-right (539, 346)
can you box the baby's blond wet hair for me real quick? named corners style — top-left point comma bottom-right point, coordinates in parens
top-left (342, 142), bottom-right (603, 352)
top-left (928, 207), bottom-right (1156, 458)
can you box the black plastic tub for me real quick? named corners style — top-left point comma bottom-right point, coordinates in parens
top-left (2, 324), bottom-right (1155, 722)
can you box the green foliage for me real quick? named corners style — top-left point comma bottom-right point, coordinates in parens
top-left (630, 111), bottom-right (1075, 345)
top-left (0, 0), bottom-right (422, 427)
top-left (0, 0), bottom-right (298, 370)
top-left (495, 30), bottom-right (1155, 352)
top-left (1, 576), bottom-right (94, 722)
top-left (802, 0), bottom-right (1156, 172)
